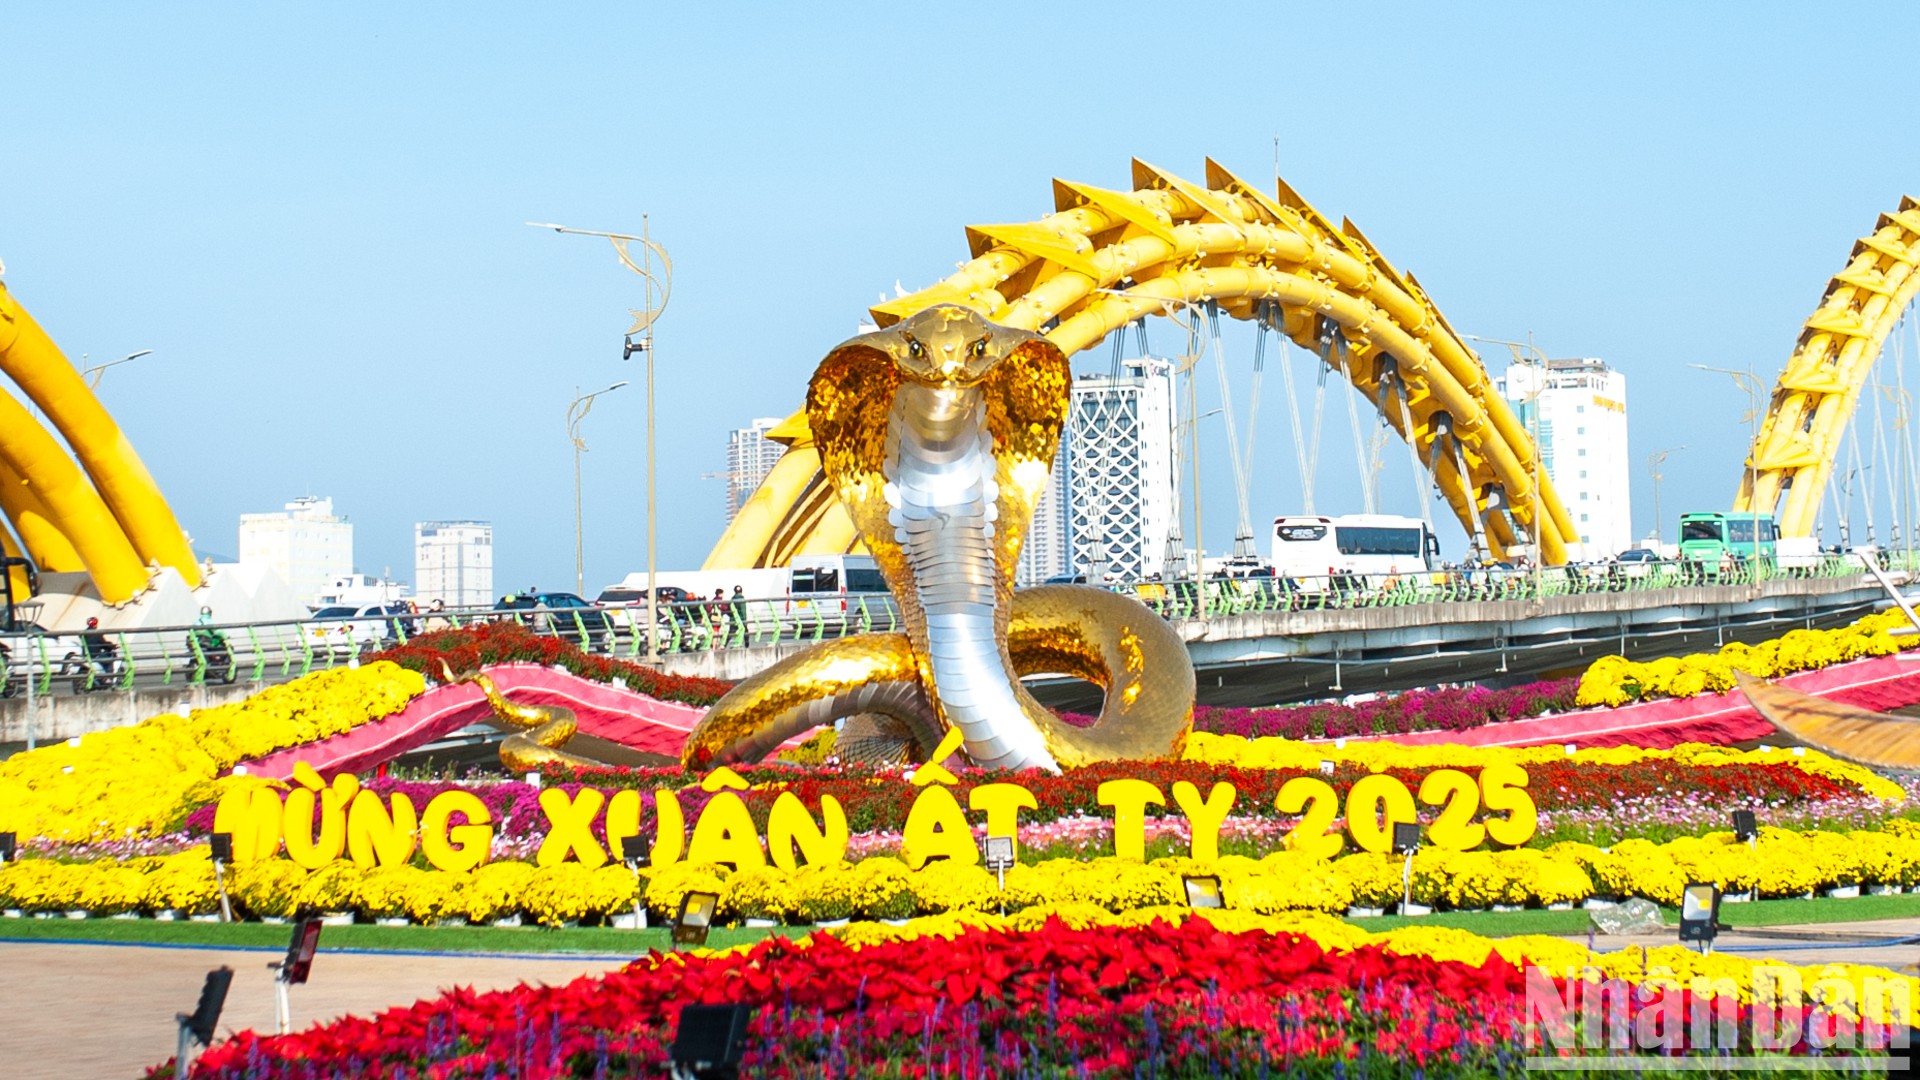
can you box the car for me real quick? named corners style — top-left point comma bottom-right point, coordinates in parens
top-left (307, 604), bottom-right (413, 656)
top-left (1610, 548), bottom-right (1661, 582)
top-left (494, 591), bottom-right (614, 648)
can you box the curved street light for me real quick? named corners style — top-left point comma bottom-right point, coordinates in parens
top-left (1647, 445), bottom-right (1687, 549)
top-left (567, 381), bottom-right (629, 596)
top-left (81, 349), bottom-right (154, 388)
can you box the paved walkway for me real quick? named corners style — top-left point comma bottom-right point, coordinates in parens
top-left (1571, 915), bottom-right (1920, 978)
top-left (0, 940), bottom-right (640, 1079)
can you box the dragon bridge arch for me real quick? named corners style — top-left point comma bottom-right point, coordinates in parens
top-left (0, 279), bottom-right (200, 604)
top-left (1739, 197), bottom-right (1920, 536)
top-left (707, 158), bottom-right (1577, 570)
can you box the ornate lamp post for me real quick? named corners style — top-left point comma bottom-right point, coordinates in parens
top-left (530, 220), bottom-right (672, 660)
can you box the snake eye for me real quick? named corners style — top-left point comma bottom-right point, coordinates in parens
top-left (906, 336), bottom-right (924, 359)
top-left (970, 337), bottom-right (988, 359)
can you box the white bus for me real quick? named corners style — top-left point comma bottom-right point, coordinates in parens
top-left (1270, 514), bottom-right (1439, 586)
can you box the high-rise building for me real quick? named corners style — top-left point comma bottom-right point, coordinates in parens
top-left (414, 521), bottom-right (494, 608)
top-left (1016, 437), bottom-right (1071, 585)
top-left (1496, 357), bottom-right (1631, 559)
top-left (725, 417), bottom-right (787, 522)
top-left (238, 496), bottom-right (353, 606)
top-left (1064, 358), bottom-right (1178, 582)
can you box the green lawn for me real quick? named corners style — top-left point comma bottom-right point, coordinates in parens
top-left (8, 892), bottom-right (1920, 955)
top-left (1353, 891), bottom-right (1920, 935)
top-left (0, 917), bottom-right (791, 955)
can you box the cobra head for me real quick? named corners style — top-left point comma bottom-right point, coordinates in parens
top-left (880, 304), bottom-right (1043, 388)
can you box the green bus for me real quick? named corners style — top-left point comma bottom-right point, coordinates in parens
top-left (1677, 511), bottom-right (1777, 577)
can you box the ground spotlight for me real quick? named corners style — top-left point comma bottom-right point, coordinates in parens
top-left (673, 890), bottom-right (719, 948)
top-left (1183, 874), bottom-right (1224, 909)
top-left (208, 832), bottom-right (234, 922)
top-left (1392, 822), bottom-right (1423, 856)
top-left (268, 914), bottom-right (324, 1034)
top-left (0, 831), bottom-right (15, 863)
top-left (671, 1002), bottom-right (752, 1079)
top-left (1393, 822), bottom-right (1423, 913)
top-left (1731, 809), bottom-right (1758, 843)
top-left (983, 834), bottom-right (1016, 914)
top-left (174, 965), bottom-right (233, 1074)
top-left (1678, 882), bottom-right (1723, 954)
top-left (621, 837), bottom-right (650, 929)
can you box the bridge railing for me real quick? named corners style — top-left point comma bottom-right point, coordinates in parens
top-left (0, 553), bottom-right (1897, 700)
top-left (1140, 553), bottom-right (1884, 620)
top-left (0, 594), bottom-right (912, 699)
top-left (0, 608), bottom-right (436, 700)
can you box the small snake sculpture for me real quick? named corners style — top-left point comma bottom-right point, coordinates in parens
top-left (439, 660), bottom-right (598, 772)
top-left (683, 305), bottom-right (1194, 772)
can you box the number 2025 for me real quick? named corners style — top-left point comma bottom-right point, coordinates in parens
top-left (1274, 764), bottom-right (1537, 858)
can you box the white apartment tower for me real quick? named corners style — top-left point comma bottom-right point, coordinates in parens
top-left (1496, 357), bottom-right (1631, 559)
top-left (725, 417), bottom-right (787, 522)
top-left (238, 496), bottom-right (353, 606)
top-left (414, 521), bottom-right (494, 608)
top-left (1065, 358), bottom-right (1178, 582)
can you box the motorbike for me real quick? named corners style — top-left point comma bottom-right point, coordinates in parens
top-left (64, 645), bottom-right (121, 694)
top-left (188, 626), bottom-right (237, 684)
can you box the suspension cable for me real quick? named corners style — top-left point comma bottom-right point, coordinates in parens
top-left (1829, 433), bottom-right (1851, 547)
top-left (1848, 398), bottom-right (1877, 546)
top-left (1391, 370), bottom-right (1435, 533)
top-left (1331, 326), bottom-right (1377, 515)
top-left (1275, 303), bottom-right (1314, 513)
top-left (1366, 377), bottom-right (1390, 516)
top-left (1451, 434), bottom-right (1490, 558)
top-left (1206, 302), bottom-right (1256, 554)
top-left (1309, 336), bottom-right (1331, 514)
top-left (1243, 304), bottom-right (1267, 544)
top-left (1873, 374), bottom-right (1899, 549)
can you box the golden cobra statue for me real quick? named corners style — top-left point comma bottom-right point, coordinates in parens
top-left (683, 305), bottom-right (1195, 772)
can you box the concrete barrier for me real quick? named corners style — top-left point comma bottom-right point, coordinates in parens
top-left (0, 680), bottom-right (260, 751)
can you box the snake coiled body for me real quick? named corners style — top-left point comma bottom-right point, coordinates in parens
top-left (684, 305), bottom-right (1194, 772)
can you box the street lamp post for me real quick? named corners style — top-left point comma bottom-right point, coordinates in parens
top-left (80, 349), bottom-right (153, 388)
top-left (1647, 445), bottom-right (1687, 549)
top-left (530, 219), bottom-right (671, 660)
top-left (1690, 363), bottom-right (1764, 569)
top-left (567, 381), bottom-right (629, 596)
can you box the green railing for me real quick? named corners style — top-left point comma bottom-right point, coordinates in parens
top-left (0, 553), bottom-right (1900, 700)
top-left (1131, 554), bottom-right (1880, 620)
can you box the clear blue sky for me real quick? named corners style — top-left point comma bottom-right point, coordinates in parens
top-left (3, 3), bottom-right (1916, 593)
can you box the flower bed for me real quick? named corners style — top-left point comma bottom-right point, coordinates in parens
top-left (0, 664), bottom-right (423, 844)
top-left (16, 822), bottom-right (1920, 926)
top-left (156, 912), bottom-right (1914, 1078)
top-left (370, 621), bottom-right (733, 707)
top-left (1193, 678), bottom-right (1578, 739)
top-left (1577, 609), bottom-right (1916, 706)
top-left (1193, 609), bottom-right (1920, 745)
